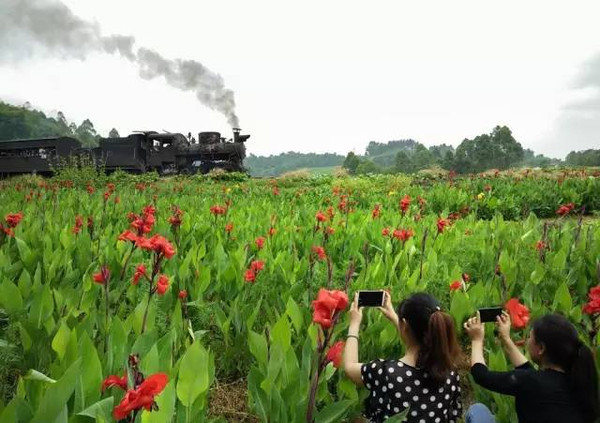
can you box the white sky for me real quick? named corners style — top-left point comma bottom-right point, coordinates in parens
top-left (1, 0), bottom-right (600, 158)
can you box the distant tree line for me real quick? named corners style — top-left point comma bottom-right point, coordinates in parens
top-left (343, 126), bottom-right (568, 175)
top-left (565, 149), bottom-right (600, 166)
top-left (0, 101), bottom-right (119, 147)
top-left (245, 152), bottom-right (345, 177)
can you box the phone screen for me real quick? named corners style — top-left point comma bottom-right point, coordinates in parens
top-left (358, 291), bottom-right (385, 307)
top-left (479, 307), bottom-right (503, 323)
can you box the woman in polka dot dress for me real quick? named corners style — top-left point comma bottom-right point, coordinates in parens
top-left (343, 292), bottom-right (463, 423)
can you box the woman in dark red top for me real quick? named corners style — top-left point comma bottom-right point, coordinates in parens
top-left (464, 311), bottom-right (599, 423)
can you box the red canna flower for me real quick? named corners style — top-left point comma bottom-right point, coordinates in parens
top-left (325, 226), bottom-right (335, 235)
top-left (136, 235), bottom-right (176, 259)
top-left (106, 183), bottom-right (116, 192)
top-left (326, 341), bottom-right (345, 368)
top-left (114, 195), bottom-right (120, 204)
top-left (250, 260), bottom-right (265, 273)
top-left (392, 228), bottom-right (414, 242)
top-left (5, 212), bottom-right (23, 228)
top-left (133, 264), bottom-right (147, 285)
top-left (72, 215), bottom-right (83, 234)
top-left (112, 373), bottom-right (168, 420)
top-left (462, 273), bottom-right (470, 283)
top-left (87, 185), bottom-right (95, 194)
top-left (312, 289), bottom-right (349, 329)
top-left (255, 236), bottom-right (266, 250)
top-left (400, 195), bottom-right (411, 215)
top-left (556, 203), bottom-right (575, 216)
top-left (118, 230), bottom-right (139, 243)
top-left (244, 269), bottom-right (256, 283)
top-left (505, 298), bottom-right (530, 330)
top-left (93, 265), bottom-right (110, 285)
top-left (101, 374), bottom-right (127, 392)
top-left (417, 196), bottom-right (427, 209)
top-left (225, 222), bottom-right (234, 233)
top-left (484, 184), bottom-right (492, 192)
top-left (143, 205), bottom-right (156, 216)
top-left (449, 280), bottom-right (462, 291)
top-left (382, 227), bottom-right (390, 237)
top-left (316, 211), bottom-right (327, 222)
top-left (372, 204), bottom-right (381, 219)
top-left (326, 206), bottom-right (335, 220)
top-left (103, 191), bottom-right (111, 201)
top-left (583, 286), bottom-right (600, 315)
top-left (130, 206), bottom-right (156, 235)
top-left (535, 240), bottom-right (546, 251)
top-left (210, 205), bottom-right (227, 215)
top-left (178, 290), bottom-right (188, 300)
top-left (156, 275), bottom-right (169, 295)
top-left (312, 246), bottom-right (327, 261)
top-left (272, 186), bottom-right (280, 196)
top-left (436, 218), bottom-right (450, 234)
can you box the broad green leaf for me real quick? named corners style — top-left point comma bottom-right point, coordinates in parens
top-left (285, 297), bottom-right (304, 332)
top-left (23, 369), bottom-right (56, 384)
top-left (29, 284), bottom-right (54, 329)
top-left (271, 314), bottom-right (291, 352)
top-left (0, 280), bottom-right (23, 314)
top-left (0, 397), bottom-right (33, 423)
top-left (553, 282), bottom-right (572, 314)
top-left (75, 333), bottom-right (103, 411)
top-left (51, 322), bottom-right (71, 361)
top-left (31, 359), bottom-right (81, 423)
top-left (248, 330), bottom-right (268, 366)
top-left (449, 290), bottom-right (471, 332)
top-left (176, 341), bottom-right (211, 407)
top-left (77, 397), bottom-right (114, 420)
top-left (313, 399), bottom-right (353, 423)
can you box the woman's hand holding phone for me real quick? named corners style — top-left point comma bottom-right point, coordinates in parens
top-left (348, 293), bottom-right (363, 332)
top-left (378, 291), bottom-right (399, 329)
top-left (495, 311), bottom-right (511, 338)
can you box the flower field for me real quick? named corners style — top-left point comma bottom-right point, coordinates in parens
top-left (0, 170), bottom-right (599, 423)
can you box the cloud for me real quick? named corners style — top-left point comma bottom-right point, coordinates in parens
top-left (545, 52), bottom-right (600, 157)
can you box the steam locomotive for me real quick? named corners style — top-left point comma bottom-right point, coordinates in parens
top-left (0, 128), bottom-right (249, 176)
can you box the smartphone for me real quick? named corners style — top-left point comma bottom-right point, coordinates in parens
top-left (358, 290), bottom-right (385, 307)
top-left (479, 307), bottom-right (503, 323)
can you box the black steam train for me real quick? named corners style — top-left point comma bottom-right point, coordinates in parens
top-left (0, 128), bottom-right (250, 176)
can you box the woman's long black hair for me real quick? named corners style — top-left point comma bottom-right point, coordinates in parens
top-left (532, 314), bottom-right (599, 421)
top-left (396, 292), bottom-right (461, 383)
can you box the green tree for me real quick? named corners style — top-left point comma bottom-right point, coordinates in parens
top-left (342, 152), bottom-right (360, 175)
top-left (75, 119), bottom-right (99, 147)
top-left (412, 144), bottom-right (435, 171)
top-left (355, 159), bottom-right (379, 174)
top-left (441, 150), bottom-right (455, 170)
top-left (394, 151), bottom-right (414, 174)
top-left (108, 128), bottom-right (120, 138)
top-left (453, 126), bottom-right (524, 173)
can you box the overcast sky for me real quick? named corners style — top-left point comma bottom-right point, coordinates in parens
top-left (1, 0), bottom-right (600, 158)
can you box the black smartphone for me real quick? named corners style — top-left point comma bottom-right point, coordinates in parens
top-left (358, 290), bottom-right (385, 307)
top-left (479, 307), bottom-right (503, 323)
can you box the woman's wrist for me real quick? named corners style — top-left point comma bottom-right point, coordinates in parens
top-left (348, 323), bottom-right (360, 336)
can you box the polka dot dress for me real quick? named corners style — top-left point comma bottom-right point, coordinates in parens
top-left (360, 359), bottom-right (462, 423)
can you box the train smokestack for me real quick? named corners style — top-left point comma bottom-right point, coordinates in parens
top-left (233, 128), bottom-right (241, 143)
